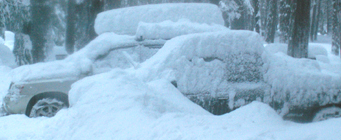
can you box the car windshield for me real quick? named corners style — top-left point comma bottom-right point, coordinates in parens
top-left (1, 1), bottom-right (341, 140)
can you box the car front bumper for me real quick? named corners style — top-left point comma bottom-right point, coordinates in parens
top-left (3, 93), bottom-right (30, 115)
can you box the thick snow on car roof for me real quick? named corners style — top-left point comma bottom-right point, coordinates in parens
top-left (95, 3), bottom-right (224, 35)
top-left (10, 33), bottom-right (143, 82)
top-left (135, 19), bottom-right (228, 40)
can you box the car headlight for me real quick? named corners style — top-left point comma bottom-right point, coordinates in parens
top-left (8, 83), bottom-right (24, 95)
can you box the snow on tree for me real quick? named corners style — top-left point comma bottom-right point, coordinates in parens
top-left (218, 0), bottom-right (254, 30)
top-left (288, 0), bottom-right (311, 58)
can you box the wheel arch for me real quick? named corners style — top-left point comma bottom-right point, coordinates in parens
top-left (25, 92), bottom-right (69, 116)
top-left (310, 103), bottom-right (341, 122)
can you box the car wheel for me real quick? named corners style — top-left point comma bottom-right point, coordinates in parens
top-left (29, 98), bottom-right (65, 118)
top-left (312, 106), bottom-right (341, 122)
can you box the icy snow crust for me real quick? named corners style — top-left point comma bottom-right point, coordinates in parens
top-left (95, 3), bottom-right (224, 35)
top-left (10, 33), bottom-right (158, 82)
top-left (136, 19), bottom-right (228, 40)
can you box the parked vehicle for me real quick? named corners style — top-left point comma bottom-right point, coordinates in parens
top-left (2, 34), bottom-right (165, 117)
top-left (137, 30), bottom-right (341, 123)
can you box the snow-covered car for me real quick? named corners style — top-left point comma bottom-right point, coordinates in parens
top-left (2, 33), bottom-right (166, 117)
top-left (137, 30), bottom-right (341, 122)
top-left (2, 3), bottom-right (227, 117)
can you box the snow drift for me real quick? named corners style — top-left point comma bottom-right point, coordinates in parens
top-left (2, 68), bottom-right (341, 139)
top-left (95, 3), bottom-right (224, 35)
top-left (265, 43), bottom-right (328, 59)
top-left (135, 19), bottom-right (228, 40)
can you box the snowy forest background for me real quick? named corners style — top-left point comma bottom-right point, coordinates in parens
top-left (0, 0), bottom-right (340, 66)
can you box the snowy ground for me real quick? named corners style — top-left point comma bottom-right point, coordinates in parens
top-left (1, 35), bottom-right (341, 139)
top-left (1, 69), bottom-right (341, 140)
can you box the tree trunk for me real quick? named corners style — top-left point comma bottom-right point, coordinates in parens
top-left (288, 0), bottom-right (311, 58)
top-left (30, 0), bottom-right (53, 63)
top-left (313, 0), bottom-right (321, 40)
top-left (327, 0), bottom-right (333, 34)
top-left (13, 33), bottom-right (32, 66)
top-left (279, 0), bottom-right (293, 43)
top-left (265, 0), bottom-right (278, 43)
top-left (310, 0), bottom-right (317, 41)
top-left (254, 0), bottom-right (260, 33)
top-left (332, 0), bottom-right (341, 55)
top-left (73, 0), bottom-right (104, 51)
top-left (65, 0), bottom-right (76, 54)
top-left (104, 0), bottom-right (121, 10)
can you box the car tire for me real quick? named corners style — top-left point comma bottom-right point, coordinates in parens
top-left (29, 98), bottom-right (66, 118)
top-left (312, 106), bottom-right (341, 122)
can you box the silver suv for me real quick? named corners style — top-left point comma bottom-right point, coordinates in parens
top-left (2, 37), bottom-right (165, 117)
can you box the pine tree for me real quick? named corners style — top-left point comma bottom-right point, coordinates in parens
top-left (288, 0), bottom-right (311, 58)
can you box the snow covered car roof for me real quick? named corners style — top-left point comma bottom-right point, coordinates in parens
top-left (135, 19), bottom-right (228, 40)
top-left (95, 3), bottom-right (224, 35)
top-left (10, 33), bottom-right (166, 82)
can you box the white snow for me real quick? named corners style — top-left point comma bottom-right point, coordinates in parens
top-left (1, 69), bottom-right (341, 139)
top-left (0, 44), bottom-right (16, 68)
top-left (265, 43), bottom-right (328, 59)
top-left (95, 3), bottom-right (224, 35)
top-left (0, 37), bottom-right (4, 45)
top-left (4, 31), bottom-right (15, 51)
top-left (135, 19), bottom-right (228, 40)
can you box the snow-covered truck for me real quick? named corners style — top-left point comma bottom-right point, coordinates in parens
top-left (137, 30), bottom-right (341, 123)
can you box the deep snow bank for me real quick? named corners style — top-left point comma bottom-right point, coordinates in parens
top-left (95, 3), bottom-right (224, 35)
top-left (135, 19), bottom-right (228, 40)
top-left (2, 67), bottom-right (341, 139)
top-left (265, 43), bottom-right (328, 59)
